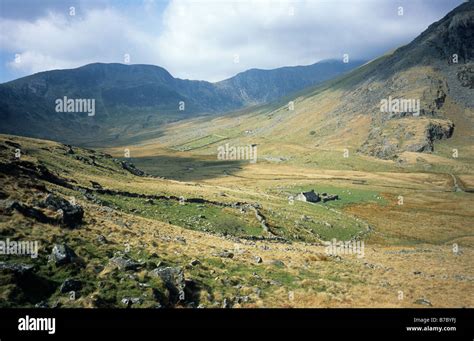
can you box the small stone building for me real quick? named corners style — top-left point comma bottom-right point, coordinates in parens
top-left (295, 189), bottom-right (340, 203)
top-left (295, 190), bottom-right (320, 203)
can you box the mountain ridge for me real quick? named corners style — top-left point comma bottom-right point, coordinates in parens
top-left (0, 59), bottom-right (364, 145)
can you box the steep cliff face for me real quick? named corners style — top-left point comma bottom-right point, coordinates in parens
top-left (347, 2), bottom-right (473, 158)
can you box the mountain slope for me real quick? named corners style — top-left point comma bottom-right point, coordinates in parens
top-left (215, 60), bottom-right (361, 105)
top-left (0, 60), bottom-right (363, 145)
top-left (155, 1), bottom-right (473, 164)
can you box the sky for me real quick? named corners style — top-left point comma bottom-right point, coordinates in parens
top-left (0, 0), bottom-right (465, 83)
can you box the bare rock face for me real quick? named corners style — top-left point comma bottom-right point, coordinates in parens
top-left (360, 118), bottom-right (454, 159)
top-left (457, 66), bottom-right (474, 89)
top-left (340, 3), bottom-right (473, 160)
top-left (426, 121), bottom-right (454, 140)
top-left (405, 120), bottom-right (454, 153)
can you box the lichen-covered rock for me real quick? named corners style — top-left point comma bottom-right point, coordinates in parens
top-left (149, 266), bottom-right (186, 303)
top-left (108, 255), bottom-right (142, 271)
top-left (49, 244), bottom-right (79, 266)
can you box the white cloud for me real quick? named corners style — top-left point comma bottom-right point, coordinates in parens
top-left (0, 0), bottom-right (461, 82)
top-left (156, 0), bottom-right (447, 81)
top-left (0, 8), bottom-right (161, 75)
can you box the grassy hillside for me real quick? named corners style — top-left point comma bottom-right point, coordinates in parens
top-left (1, 134), bottom-right (472, 308)
top-left (114, 3), bottom-right (473, 167)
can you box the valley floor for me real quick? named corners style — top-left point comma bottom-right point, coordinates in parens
top-left (0, 134), bottom-right (473, 308)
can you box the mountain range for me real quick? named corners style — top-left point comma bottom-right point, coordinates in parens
top-left (0, 59), bottom-right (363, 145)
top-left (0, 2), bottom-right (472, 159)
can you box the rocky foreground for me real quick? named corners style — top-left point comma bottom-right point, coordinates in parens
top-left (0, 134), bottom-right (472, 308)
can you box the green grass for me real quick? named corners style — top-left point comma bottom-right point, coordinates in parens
top-left (291, 150), bottom-right (400, 172)
top-left (289, 184), bottom-right (387, 208)
top-left (127, 155), bottom-right (245, 181)
top-left (97, 194), bottom-right (264, 237)
top-left (258, 183), bottom-right (379, 241)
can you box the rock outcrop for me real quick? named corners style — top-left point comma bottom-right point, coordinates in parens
top-left (41, 194), bottom-right (84, 228)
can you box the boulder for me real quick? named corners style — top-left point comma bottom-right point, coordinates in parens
top-left (1, 262), bottom-right (55, 303)
top-left (120, 161), bottom-right (146, 176)
top-left (271, 260), bottom-right (285, 267)
top-left (414, 298), bottom-right (432, 306)
top-left (222, 298), bottom-right (232, 308)
top-left (235, 296), bottom-right (250, 304)
top-left (90, 181), bottom-right (102, 189)
top-left (49, 244), bottom-right (78, 266)
top-left (96, 235), bottom-right (108, 245)
top-left (150, 266), bottom-right (186, 303)
top-left (42, 194), bottom-right (84, 228)
top-left (35, 301), bottom-right (50, 308)
top-left (6, 200), bottom-right (54, 224)
top-left (0, 262), bottom-right (34, 275)
top-left (109, 255), bottom-right (142, 271)
top-left (65, 145), bottom-right (75, 155)
top-left (216, 250), bottom-right (234, 259)
top-left (321, 194), bottom-right (339, 202)
top-left (60, 278), bottom-right (82, 293)
top-left (121, 297), bottom-right (143, 307)
top-left (189, 259), bottom-right (200, 267)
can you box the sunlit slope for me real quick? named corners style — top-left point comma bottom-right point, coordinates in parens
top-left (2, 134), bottom-right (473, 308)
top-left (145, 2), bottom-right (473, 170)
top-left (144, 61), bottom-right (473, 174)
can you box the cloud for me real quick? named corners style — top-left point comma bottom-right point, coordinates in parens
top-left (157, 0), bottom-right (461, 81)
top-left (0, 0), bottom-right (464, 82)
top-left (0, 7), bottom-right (161, 75)
top-left (0, 0), bottom-right (110, 20)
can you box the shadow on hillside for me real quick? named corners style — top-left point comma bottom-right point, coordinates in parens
top-left (123, 155), bottom-right (249, 181)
